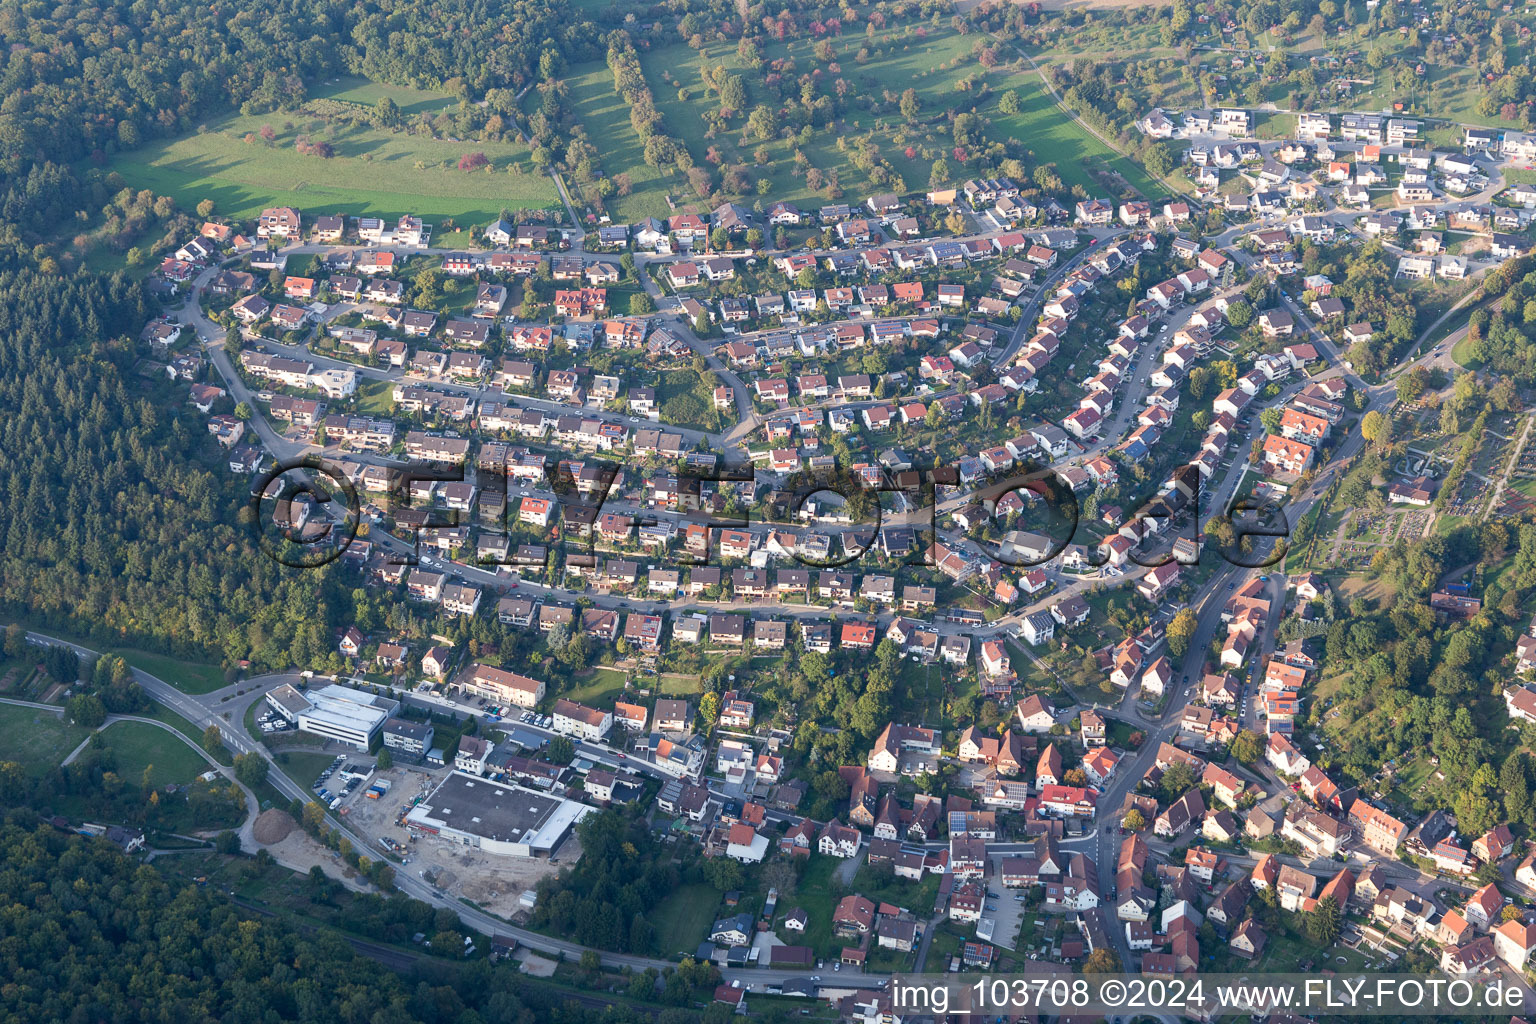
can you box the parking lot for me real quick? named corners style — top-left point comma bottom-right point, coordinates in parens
top-left (982, 863), bottom-right (1029, 950)
top-left (508, 708), bottom-right (554, 730)
top-left (304, 753), bottom-right (384, 810)
top-left (254, 706), bottom-right (296, 736)
top-left (412, 679), bottom-right (557, 733)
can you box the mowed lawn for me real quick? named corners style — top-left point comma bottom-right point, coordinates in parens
top-left (319, 78), bottom-right (463, 120)
top-left (652, 883), bottom-right (721, 955)
top-left (538, 63), bottom-right (681, 226)
top-left (0, 704), bottom-right (91, 775)
top-left (99, 721), bottom-right (212, 790)
top-left (989, 75), bottom-right (1162, 197)
top-left (112, 648), bottom-right (227, 695)
top-left (561, 667), bottom-right (631, 707)
top-left (110, 78), bottom-right (557, 224)
top-left (274, 751), bottom-right (339, 786)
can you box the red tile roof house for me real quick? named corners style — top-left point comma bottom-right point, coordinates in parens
top-left (553, 288), bottom-right (607, 317)
top-left (1464, 881), bottom-right (1503, 930)
top-left (1473, 824), bottom-right (1515, 864)
top-left (841, 622), bottom-right (877, 649)
top-left (1136, 561), bottom-right (1181, 602)
top-left (832, 894), bottom-right (876, 937)
top-left (283, 276), bottom-right (316, 300)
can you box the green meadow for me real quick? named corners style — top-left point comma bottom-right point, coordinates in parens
top-left (108, 78), bottom-right (558, 226)
top-left (551, 24), bottom-right (1156, 221)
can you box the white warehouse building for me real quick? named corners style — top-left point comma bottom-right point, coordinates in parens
top-left (265, 682), bottom-right (399, 750)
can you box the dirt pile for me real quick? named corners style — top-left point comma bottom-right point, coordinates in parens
top-left (252, 809), bottom-right (296, 845)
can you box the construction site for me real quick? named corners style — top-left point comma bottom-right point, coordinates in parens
top-left (330, 762), bottom-right (573, 920)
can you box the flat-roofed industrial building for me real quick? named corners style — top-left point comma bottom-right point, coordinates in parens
top-left (405, 772), bottom-right (592, 858)
top-left (265, 682), bottom-right (399, 751)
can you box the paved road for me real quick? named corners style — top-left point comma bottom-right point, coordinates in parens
top-left (16, 629), bottom-right (881, 986)
top-left (0, 694), bottom-right (63, 714)
top-left (1040, 284), bottom-right (1439, 961)
top-left (993, 228), bottom-right (1129, 368)
top-left (630, 258), bottom-right (758, 431)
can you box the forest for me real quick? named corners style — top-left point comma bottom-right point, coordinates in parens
top-left (0, 814), bottom-right (755, 1024)
top-left (1458, 256), bottom-right (1536, 382)
top-left (528, 805), bottom-right (779, 996)
top-left (530, 808), bottom-right (686, 954)
top-left (0, 0), bottom-right (599, 264)
top-left (0, 254), bottom-right (583, 672)
top-left (0, 267), bottom-right (365, 669)
top-left (0, 0), bottom-right (597, 175)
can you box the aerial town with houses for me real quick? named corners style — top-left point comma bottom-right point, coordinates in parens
top-left (131, 95), bottom-right (1536, 1015)
top-left (23, 0), bottom-right (1536, 1018)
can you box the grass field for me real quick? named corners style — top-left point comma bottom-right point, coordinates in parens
top-left (560, 668), bottom-right (630, 706)
top-left (113, 648), bottom-right (227, 694)
top-left (110, 77), bottom-right (558, 225)
top-left (100, 720), bottom-right (212, 790)
top-left (356, 379), bottom-right (396, 415)
top-left (988, 74), bottom-right (1161, 196)
top-left (274, 751), bottom-right (340, 786)
top-left (641, 30), bottom-right (983, 205)
top-left (781, 854), bottom-right (841, 956)
top-left (319, 79), bottom-right (463, 120)
top-left (849, 863), bottom-right (941, 917)
top-left (135, 701), bottom-right (236, 766)
top-left (652, 882), bottom-right (720, 955)
top-left (113, 27), bottom-right (1157, 229)
top-left (657, 674), bottom-right (703, 697)
top-left (893, 659), bottom-right (948, 727)
top-left (1357, 62), bottom-right (1532, 134)
top-left (0, 704), bottom-right (90, 775)
top-left (539, 63), bottom-right (680, 227)
top-left (1450, 326), bottom-right (1482, 369)
top-left (1015, 9), bottom-right (1536, 138)
top-left (546, 24), bottom-right (1157, 220)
